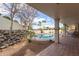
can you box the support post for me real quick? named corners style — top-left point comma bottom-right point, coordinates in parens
top-left (55, 17), bottom-right (60, 44)
top-left (78, 24), bottom-right (79, 32)
top-left (64, 24), bottom-right (66, 37)
top-left (75, 24), bottom-right (79, 32)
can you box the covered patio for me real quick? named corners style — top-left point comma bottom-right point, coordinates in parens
top-left (27, 3), bottom-right (79, 56)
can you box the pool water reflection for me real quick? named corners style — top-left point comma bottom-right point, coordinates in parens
top-left (32, 34), bottom-right (55, 41)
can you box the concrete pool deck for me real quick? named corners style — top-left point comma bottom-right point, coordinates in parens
top-left (36, 35), bottom-right (79, 56)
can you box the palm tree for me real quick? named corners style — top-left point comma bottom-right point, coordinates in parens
top-left (38, 20), bottom-right (46, 33)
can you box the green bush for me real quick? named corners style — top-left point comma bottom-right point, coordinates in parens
top-left (25, 30), bottom-right (35, 43)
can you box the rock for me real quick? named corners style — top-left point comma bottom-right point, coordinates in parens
top-left (3, 32), bottom-right (9, 35)
top-left (0, 35), bottom-right (4, 38)
top-left (0, 45), bottom-right (7, 49)
top-left (0, 43), bottom-right (8, 49)
top-left (9, 42), bottom-right (14, 46)
top-left (0, 38), bottom-right (5, 42)
top-left (0, 30), bottom-right (25, 49)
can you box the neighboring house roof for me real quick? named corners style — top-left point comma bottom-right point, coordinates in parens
top-left (0, 16), bottom-right (24, 30)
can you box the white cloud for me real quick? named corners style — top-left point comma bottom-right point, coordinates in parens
top-left (33, 17), bottom-right (45, 23)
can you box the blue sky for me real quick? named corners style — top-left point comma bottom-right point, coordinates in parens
top-left (36, 11), bottom-right (55, 25)
top-left (32, 11), bottom-right (55, 29)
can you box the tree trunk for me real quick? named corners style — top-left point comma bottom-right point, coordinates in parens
top-left (10, 14), bottom-right (13, 36)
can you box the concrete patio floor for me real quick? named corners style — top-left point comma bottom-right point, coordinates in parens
top-left (37, 35), bottom-right (79, 56)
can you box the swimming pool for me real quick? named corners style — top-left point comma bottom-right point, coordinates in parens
top-left (32, 34), bottom-right (55, 41)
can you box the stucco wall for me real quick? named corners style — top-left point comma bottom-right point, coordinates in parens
top-left (0, 16), bottom-right (24, 30)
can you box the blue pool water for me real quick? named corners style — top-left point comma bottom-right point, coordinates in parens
top-left (32, 34), bottom-right (55, 41)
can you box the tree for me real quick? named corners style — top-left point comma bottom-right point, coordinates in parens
top-left (38, 20), bottom-right (47, 33)
top-left (15, 4), bottom-right (37, 41)
top-left (3, 3), bottom-right (22, 36)
top-left (17, 4), bottom-right (37, 30)
top-left (2, 3), bottom-right (37, 42)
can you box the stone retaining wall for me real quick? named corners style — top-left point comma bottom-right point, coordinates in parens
top-left (0, 30), bottom-right (25, 49)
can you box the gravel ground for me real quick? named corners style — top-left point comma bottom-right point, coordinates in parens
top-left (0, 39), bottom-right (54, 56)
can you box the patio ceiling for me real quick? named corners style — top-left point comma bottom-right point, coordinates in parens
top-left (28, 3), bottom-right (79, 24)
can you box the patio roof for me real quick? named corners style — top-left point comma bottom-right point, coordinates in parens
top-left (28, 3), bottom-right (79, 24)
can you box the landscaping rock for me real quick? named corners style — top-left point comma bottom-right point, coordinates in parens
top-left (0, 30), bottom-right (25, 49)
